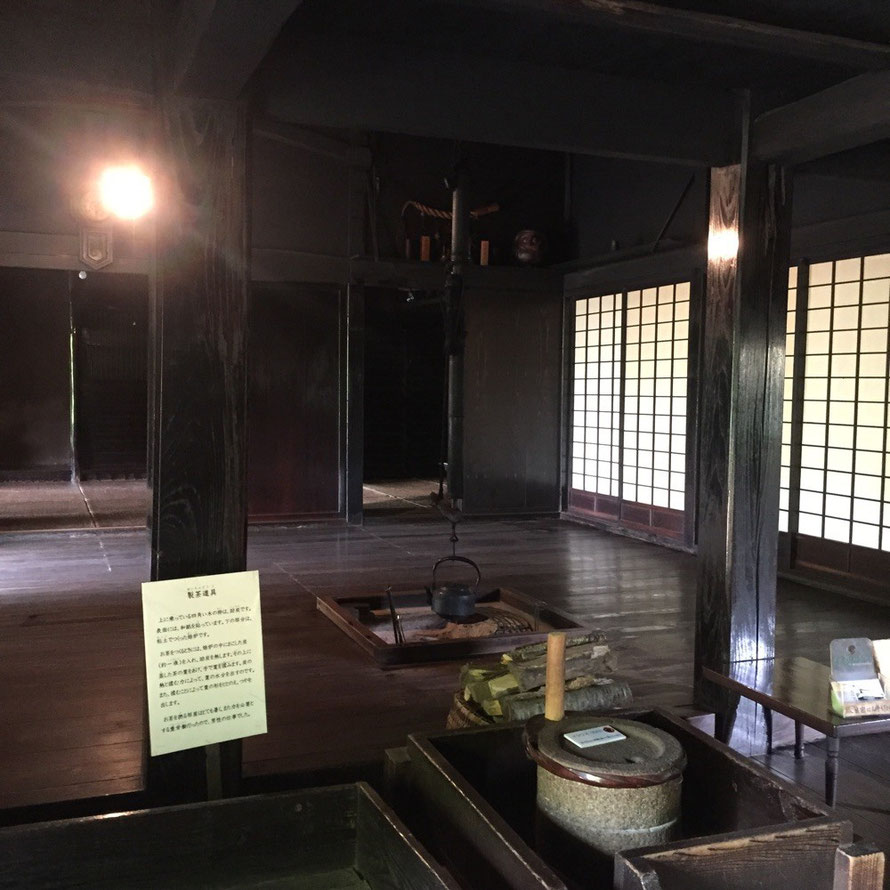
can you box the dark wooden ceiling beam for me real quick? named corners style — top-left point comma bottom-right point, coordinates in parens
top-left (169, 0), bottom-right (303, 99)
top-left (262, 36), bottom-right (737, 166)
top-left (0, 73), bottom-right (152, 111)
top-left (798, 142), bottom-right (890, 183)
top-left (752, 71), bottom-right (890, 164)
top-left (253, 118), bottom-right (371, 166)
top-left (433, 0), bottom-right (890, 70)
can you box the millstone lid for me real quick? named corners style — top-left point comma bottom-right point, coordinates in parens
top-left (525, 715), bottom-right (686, 788)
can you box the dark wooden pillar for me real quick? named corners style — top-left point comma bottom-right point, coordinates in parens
top-left (694, 157), bottom-right (793, 714)
top-left (345, 282), bottom-right (365, 525)
top-left (146, 95), bottom-right (249, 802)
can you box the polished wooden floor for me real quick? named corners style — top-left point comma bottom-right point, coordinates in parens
top-left (2, 495), bottom-right (890, 864)
top-left (0, 480), bottom-right (149, 532)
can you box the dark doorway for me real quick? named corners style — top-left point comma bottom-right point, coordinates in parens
top-left (0, 267), bottom-right (149, 533)
top-left (363, 287), bottom-right (444, 506)
top-left (72, 272), bottom-right (149, 480)
top-left (0, 267), bottom-right (72, 481)
top-left (247, 283), bottom-right (343, 522)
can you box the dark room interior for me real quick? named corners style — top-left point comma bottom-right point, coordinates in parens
top-left (2, 1), bottom-right (890, 887)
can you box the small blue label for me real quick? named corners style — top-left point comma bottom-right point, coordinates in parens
top-left (563, 724), bottom-right (627, 749)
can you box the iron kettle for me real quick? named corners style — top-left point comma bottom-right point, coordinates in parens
top-left (428, 555), bottom-right (482, 622)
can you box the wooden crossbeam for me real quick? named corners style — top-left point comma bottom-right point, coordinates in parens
top-left (752, 72), bottom-right (890, 164)
top-left (800, 143), bottom-right (890, 183)
top-left (0, 73), bottom-right (152, 111)
top-left (435, 0), bottom-right (890, 70)
top-left (262, 35), bottom-right (737, 166)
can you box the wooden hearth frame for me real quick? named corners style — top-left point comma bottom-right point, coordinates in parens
top-left (316, 587), bottom-right (586, 669)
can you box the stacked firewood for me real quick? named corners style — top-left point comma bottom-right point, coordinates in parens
top-left (458, 632), bottom-right (632, 723)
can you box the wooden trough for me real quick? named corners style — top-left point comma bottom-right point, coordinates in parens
top-left (386, 708), bottom-right (882, 890)
top-left (0, 783), bottom-right (459, 890)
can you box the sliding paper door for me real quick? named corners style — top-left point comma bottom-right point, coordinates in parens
top-left (568, 281), bottom-right (692, 541)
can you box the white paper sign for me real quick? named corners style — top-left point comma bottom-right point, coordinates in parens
top-left (835, 678), bottom-right (885, 704)
top-left (142, 570), bottom-right (267, 756)
top-left (563, 725), bottom-right (627, 750)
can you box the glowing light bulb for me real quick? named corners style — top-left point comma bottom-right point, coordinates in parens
top-left (98, 165), bottom-right (153, 220)
top-left (708, 227), bottom-right (739, 262)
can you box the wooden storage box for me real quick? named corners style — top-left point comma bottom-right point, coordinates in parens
top-left (390, 708), bottom-right (861, 890)
top-left (614, 830), bottom-right (883, 890)
top-left (0, 783), bottom-right (459, 890)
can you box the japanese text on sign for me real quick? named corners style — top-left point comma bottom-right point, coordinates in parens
top-left (142, 570), bottom-right (267, 756)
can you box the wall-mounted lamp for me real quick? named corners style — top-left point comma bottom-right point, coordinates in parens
top-left (707, 227), bottom-right (740, 262)
top-left (72, 165), bottom-right (153, 270)
top-left (98, 165), bottom-right (153, 220)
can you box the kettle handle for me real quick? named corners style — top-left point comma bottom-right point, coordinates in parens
top-left (432, 555), bottom-right (481, 592)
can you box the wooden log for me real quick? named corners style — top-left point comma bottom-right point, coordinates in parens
top-left (501, 677), bottom-right (632, 722)
top-left (504, 631), bottom-right (606, 663)
top-left (460, 663), bottom-right (506, 688)
top-left (465, 671), bottom-right (519, 706)
top-left (507, 644), bottom-right (615, 692)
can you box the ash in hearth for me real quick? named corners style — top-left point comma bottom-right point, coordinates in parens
top-left (370, 605), bottom-right (533, 645)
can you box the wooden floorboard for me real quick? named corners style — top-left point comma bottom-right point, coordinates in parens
top-left (2, 502), bottom-right (890, 870)
top-left (0, 481), bottom-right (148, 533)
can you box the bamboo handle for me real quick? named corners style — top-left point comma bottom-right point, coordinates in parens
top-left (544, 631), bottom-right (566, 721)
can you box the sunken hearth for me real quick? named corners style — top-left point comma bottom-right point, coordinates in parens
top-left (316, 587), bottom-right (586, 668)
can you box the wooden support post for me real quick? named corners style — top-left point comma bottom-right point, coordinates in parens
top-left (780, 260), bottom-right (809, 571)
top-left (344, 139), bottom-right (367, 525)
top-left (146, 94), bottom-right (249, 803)
top-left (346, 282), bottom-right (365, 525)
top-left (834, 843), bottom-right (884, 890)
top-left (694, 140), bottom-right (793, 731)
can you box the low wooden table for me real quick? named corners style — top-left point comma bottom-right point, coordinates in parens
top-left (702, 656), bottom-right (890, 807)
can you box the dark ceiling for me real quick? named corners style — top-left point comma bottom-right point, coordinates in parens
top-left (0, 0), bottom-right (154, 92)
top-left (0, 0), bottom-right (886, 169)
top-left (642, 0), bottom-right (890, 43)
top-left (264, 0), bottom-right (878, 99)
top-left (1, 0), bottom-right (885, 100)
